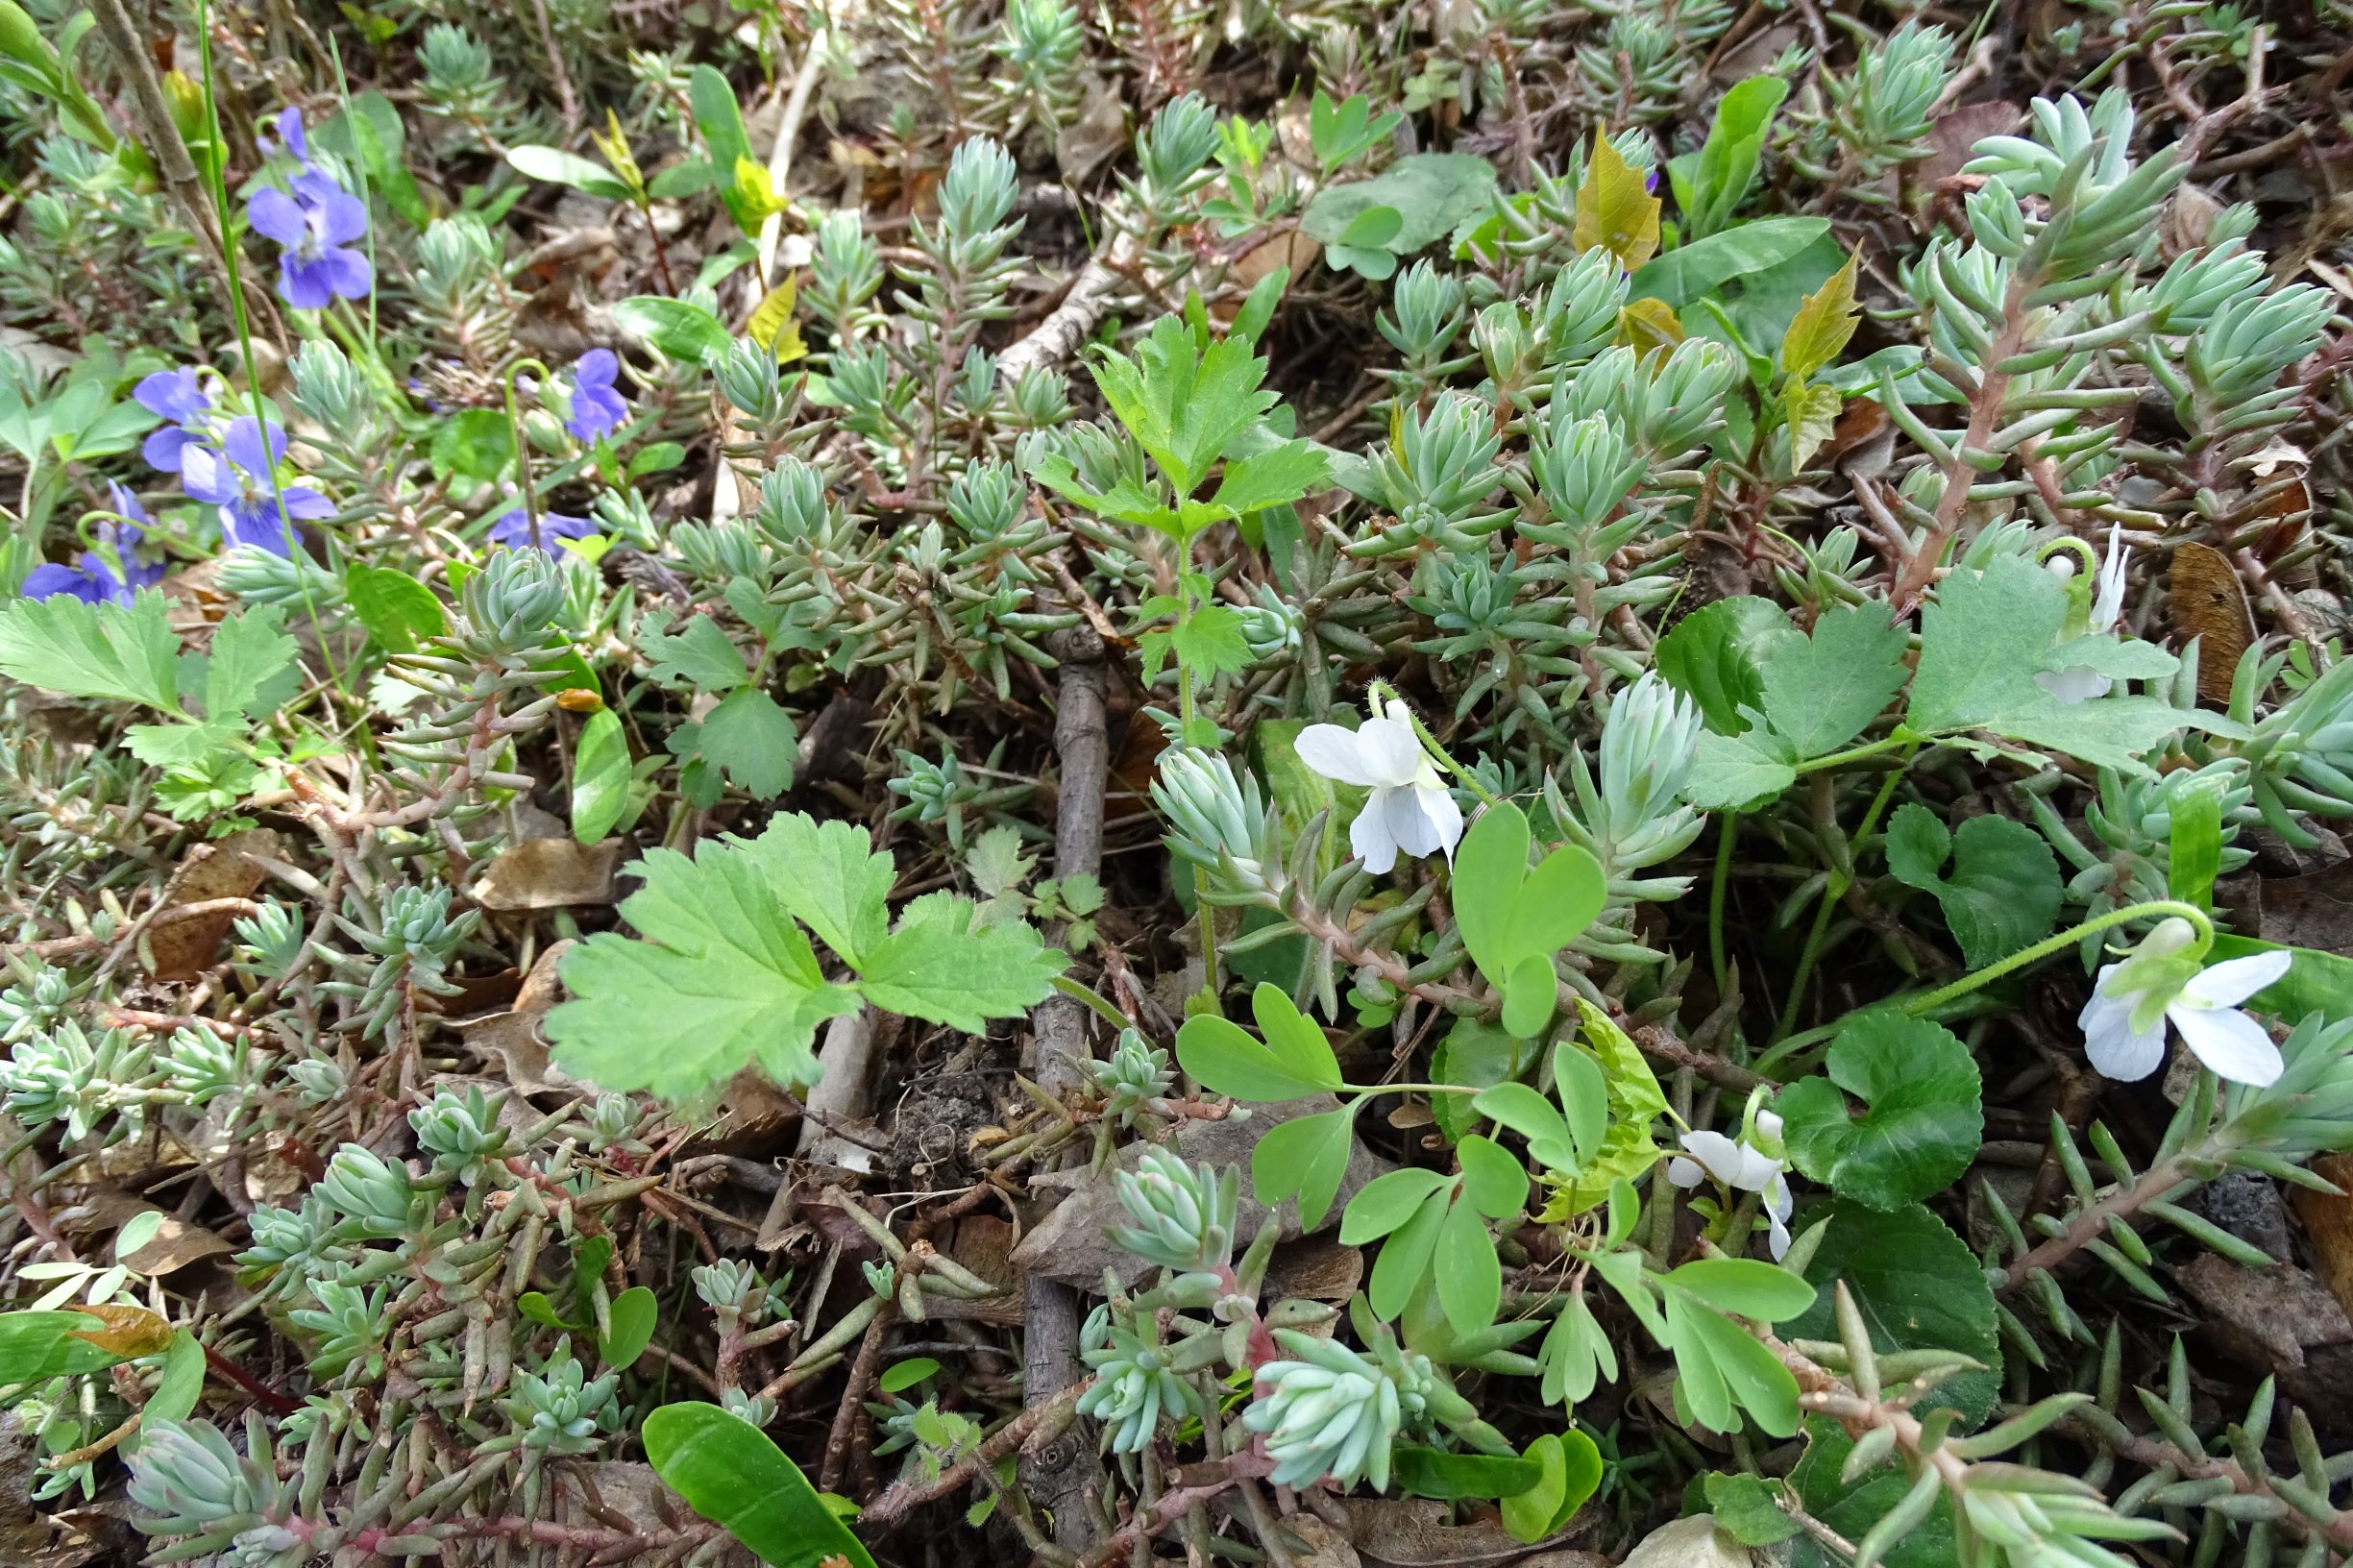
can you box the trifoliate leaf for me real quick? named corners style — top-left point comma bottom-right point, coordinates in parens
top-left (1778, 1010), bottom-right (1981, 1211)
top-left (1779, 250), bottom-right (1860, 380)
top-left (1883, 803), bottom-right (2061, 968)
top-left (0, 588), bottom-right (182, 710)
top-left (855, 891), bottom-right (1066, 1033)
top-left (1573, 136), bottom-right (1660, 270)
top-left (548, 842), bottom-right (864, 1097)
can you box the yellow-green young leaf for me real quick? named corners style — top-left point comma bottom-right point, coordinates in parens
top-left (1779, 252), bottom-right (1860, 380)
top-left (1783, 378), bottom-right (1841, 473)
top-left (1617, 297), bottom-right (1685, 351)
top-left (1572, 137), bottom-right (1660, 271)
top-left (746, 274), bottom-right (808, 364)
top-left (731, 155), bottom-right (790, 220)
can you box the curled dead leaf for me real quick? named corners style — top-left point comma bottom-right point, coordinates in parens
top-left (2169, 541), bottom-right (2255, 704)
top-left (64, 1304), bottom-right (174, 1360)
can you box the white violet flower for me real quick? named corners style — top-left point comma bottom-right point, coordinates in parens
top-left (2036, 524), bottom-right (2130, 705)
top-left (1293, 699), bottom-right (1463, 874)
top-left (2078, 917), bottom-right (2292, 1088)
top-left (1668, 1110), bottom-right (1794, 1261)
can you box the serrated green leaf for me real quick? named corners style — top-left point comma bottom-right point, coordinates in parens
top-left (642, 613), bottom-right (751, 690)
top-left (690, 685), bottom-right (797, 799)
top-left (1789, 1417), bottom-right (1958, 1568)
top-left (1430, 1017), bottom-right (1525, 1143)
top-left (1882, 804), bottom-right (2061, 968)
top-left (1907, 554), bottom-right (2190, 772)
top-left (548, 841), bottom-right (863, 1098)
top-left (1778, 1011), bottom-right (1981, 1212)
top-left (1654, 596), bottom-right (1796, 736)
top-left (1681, 730), bottom-right (1798, 810)
top-left (1779, 251), bottom-right (1859, 380)
top-left (430, 407), bottom-right (514, 481)
top-left (1758, 601), bottom-right (1907, 761)
top-left (855, 891), bottom-right (1067, 1032)
top-left (1211, 439), bottom-right (1330, 517)
top-left (197, 604), bottom-right (296, 723)
top-left (743, 812), bottom-right (896, 965)
top-left (1301, 153), bottom-right (1500, 258)
top-left (0, 588), bottom-right (182, 710)
top-left (1706, 1473), bottom-right (1800, 1544)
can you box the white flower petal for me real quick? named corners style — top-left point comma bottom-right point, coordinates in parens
top-left (1347, 797), bottom-right (1400, 873)
top-left (1667, 1156), bottom-right (1703, 1189)
top-left (1754, 1110), bottom-right (1784, 1140)
top-left (2035, 666), bottom-right (2112, 705)
top-left (1294, 723), bottom-right (1385, 787)
top-left (2082, 993), bottom-right (2166, 1081)
top-left (2169, 1004), bottom-right (2285, 1088)
top-left (1415, 781), bottom-right (1463, 863)
top-left (1676, 1131), bottom-right (1744, 1185)
top-left (2093, 523), bottom-right (2128, 630)
top-left (2181, 950), bottom-right (2293, 1010)
top-left (1352, 716), bottom-right (1426, 785)
top-left (1765, 1206), bottom-right (1791, 1262)
top-left (1385, 784), bottom-right (1443, 861)
top-left (1728, 1145), bottom-right (1781, 1193)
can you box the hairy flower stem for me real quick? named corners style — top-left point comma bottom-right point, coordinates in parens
top-left (1903, 901), bottom-right (2216, 1017)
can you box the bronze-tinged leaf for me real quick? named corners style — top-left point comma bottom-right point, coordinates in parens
top-left (1572, 136), bottom-right (1660, 271)
top-left (1618, 297), bottom-right (1685, 351)
top-left (64, 1304), bottom-right (174, 1359)
top-left (2169, 541), bottom-right (2255, 705)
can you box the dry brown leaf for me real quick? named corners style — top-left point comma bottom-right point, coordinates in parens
top-left (2293, 1153), bottom-right (2353, 1324)
top-left (2169, 541), bottom-right (2255, 704)
top-left (453, 940), bottom-right (583, 1096)
top-left (472, 838), bottom-right (622, 910)
top-left (145, 829), bottom-right (277, 982)
top-left (64, 1304), bottom-right (174, 1359)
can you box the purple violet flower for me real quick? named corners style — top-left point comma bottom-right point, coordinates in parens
top-left (249, 169), bottom-right (373, 310)
top-left (489, 506), bottom-right (596, 555)
top-left (266, 106), bottom-right (308, 162)
top-left (134, 367), bottom-right (214, 474)
top-left (565, 350), bottom-right (627, 443)
top-left (180, 416), bottom-right (333, 556)
top-left (20, 484), bottom-right (165, 607)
